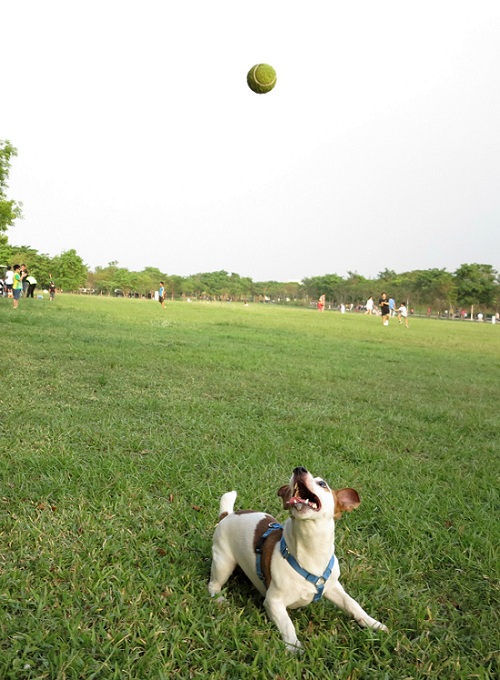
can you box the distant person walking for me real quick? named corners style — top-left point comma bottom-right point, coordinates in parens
top-left (389, 297), bottom-right (395, 317)
top-left (49, 281), bottom-right (56, 301)
top-left (158, 281), bottom-right (166, 308)
top-left (397, 301), bottom-right (409, 328)
top-left (379, 293), bottom-right (390, 326)
top-left (317, 294), bottom-right (325, 312)
top-left (12, 264), bottom-right (23, 309)
top-left (364, 296), bottom-right (374, 315)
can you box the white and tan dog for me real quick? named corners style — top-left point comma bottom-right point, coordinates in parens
top-left (209, 466), bottom-right (388, 651)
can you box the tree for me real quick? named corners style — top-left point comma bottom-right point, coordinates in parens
top-left (377, 268), bottom-right (397, 283)
top-left (0, 140), bottom-right (23, 233)
top-left (343, 271), bottom-right (371, 305)
top-left (454, 263), bottom-right (498, 308)
top-left (51, 249), bottom-right (87, 291)
top-left (412, 269), bottom-right (456, 313)
top-left (302, 274), bottom-right (343, 303)
top-left (168, 274), bottom-right (185, 299)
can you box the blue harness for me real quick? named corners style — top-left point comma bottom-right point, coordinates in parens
top-left (255, 523), bottom-right (335, 602)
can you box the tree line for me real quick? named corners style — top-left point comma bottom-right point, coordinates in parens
top-left (1, 140), bottom-right (498, 313)
top-left (1, 240), bottom-right (498, 314)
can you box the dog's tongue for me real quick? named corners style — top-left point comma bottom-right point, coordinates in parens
top-left (288, 496), bottom-right (305, 506)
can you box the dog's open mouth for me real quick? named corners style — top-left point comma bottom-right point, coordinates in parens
top-left (287, 480), bottom-right (321, 512)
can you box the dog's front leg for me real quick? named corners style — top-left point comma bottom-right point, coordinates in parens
top-left (264, 593), bottom-right (303, 652)
top-left (324, 580), bottom-right (388, 632)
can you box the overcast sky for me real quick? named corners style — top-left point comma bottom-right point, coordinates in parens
top-left (3, 0), bottom-right (500, 281)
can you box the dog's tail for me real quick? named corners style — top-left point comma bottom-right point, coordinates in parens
top-left (218, 490), bottom-right (237, 521)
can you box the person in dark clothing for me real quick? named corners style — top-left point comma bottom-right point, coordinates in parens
top-left (21, 264), bottom-right (29, 296)
top-left (379, 292), bottom-right (390, 326)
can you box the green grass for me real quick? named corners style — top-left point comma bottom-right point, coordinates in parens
top-left (1, 295), bottom-right (499, 679)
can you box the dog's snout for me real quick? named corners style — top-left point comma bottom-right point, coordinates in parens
top-left (293, 466), bottom-right (308, 476)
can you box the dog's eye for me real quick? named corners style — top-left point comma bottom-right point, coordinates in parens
top-left (317, 480), bottom-right (328, 488)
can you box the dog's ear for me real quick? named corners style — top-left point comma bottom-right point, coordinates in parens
top-left (333, 488), bottom-right (361, 520)
top-left (277, 484), bottom-right (292, 508)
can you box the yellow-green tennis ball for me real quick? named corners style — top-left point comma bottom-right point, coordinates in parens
top-left (247, 63), bottom-right (277, 94)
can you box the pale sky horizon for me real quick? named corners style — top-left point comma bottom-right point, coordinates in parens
top-left (3, 0), bottom-right (500, 281)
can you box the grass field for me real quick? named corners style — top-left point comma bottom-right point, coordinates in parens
top-left (1, 295), bottom-right (499, 679)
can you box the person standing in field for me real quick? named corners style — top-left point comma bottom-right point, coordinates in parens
top-left (12, 264), bottom-right (23, 309)
top-left (49, 281), bottom-right (56, 301)
top-left (379, 292), bottom-right (390, 326)
top-left (5, 265), bottom-right (14, 298)
top-left (317, 294), bottom-right (325, 312)
top-left (389, 297), bottom-right (396, 317)
top-left (397, 301), bottom-right (409, 328)
top-left (26, 274), bottom-right (37, 298)
top-left (20, 264), bottom-right (29, 296)
top-left (158, 281), bottom-right (166, 308)
top-left (364, 296), bottom-right (374, 315)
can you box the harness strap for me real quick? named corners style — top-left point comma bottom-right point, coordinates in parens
top-left (279, 535), bottom-right (335, 601)
top-left (255, 522), bottom-right (283, 585)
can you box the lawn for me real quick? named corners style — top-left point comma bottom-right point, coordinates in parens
top-left (1, 295), bottom-right (499, 679)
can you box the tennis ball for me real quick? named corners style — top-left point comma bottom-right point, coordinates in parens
top-left (247, 63), bottom-right (277, 94)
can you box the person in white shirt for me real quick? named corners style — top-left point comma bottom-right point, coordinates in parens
top-left (4, 266), bottom-right (14, 298)
top-left (397, 302), bottom-right (409, 328)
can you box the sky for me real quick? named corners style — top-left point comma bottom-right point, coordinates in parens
top-left (2, 0), bottom-right (500, 282)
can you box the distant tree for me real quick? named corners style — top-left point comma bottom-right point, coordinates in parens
top-left (112, 267), bottom-right (136, 295)
top-left (255, 280), bottom-right (288, 301)
top-left (183, 274), bottom-right (200, 298)
top-left (168, 274), bottom-right (185, 299)
top-left (282, 281), bottom-right (302, 301)
top-left (141, 267), bottom-right (164, 294)
top-left (0, 140), bottom-right (23, 233)
top-left (454, 263), bottom-right (498, 308)
top-left (412, 269), bottom-right (456, 313)
top-left (0, 241), bottom-right (55, 287)
top-left (91, 264), bottom-right (115, 294)
top-left (343, 271), bottom-right (370, 305)
top-left (134, 267), bottom-right (162, 296)
top-left (51, 249), bottom-right (87, 291)
top-left (0, 234), bottom-right (13, 264)
top-left (302, 274), bottom-right (343, 303)
top-left (197, 270), bottom-right (231, 298)
top-left (377, 268), bottom-right (397, 283)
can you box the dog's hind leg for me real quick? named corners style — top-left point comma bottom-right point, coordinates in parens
top-left (208, 547), bottom-right (237, 599)
top-left (324, 580), bottom-right (388, 632)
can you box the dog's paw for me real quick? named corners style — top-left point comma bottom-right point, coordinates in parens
top-left (212, 594), bottom-right (228, 606)
top-left (285, 640), bottom-right (304, 654)
top-left (357, 616), bottom-right (388, 633)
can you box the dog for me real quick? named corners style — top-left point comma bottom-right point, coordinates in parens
top-left (208, 466), bottom-right (388, 651)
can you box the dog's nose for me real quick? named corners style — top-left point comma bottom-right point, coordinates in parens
top-left (293, 466), bottom-right (308, 476)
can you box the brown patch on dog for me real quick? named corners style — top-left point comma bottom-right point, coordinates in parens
top-left (333, 488), bottom-right (361, 520)
top-left (253, 514), bottom-right (282, 589)
top-left (218, 511), bottom-right (229, 521)
top-left (277, 484), bottom-right (292, 508)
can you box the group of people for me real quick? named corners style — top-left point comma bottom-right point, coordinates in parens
top-left (365, 293), bottom-right (408, 327)
top-left (317, 292), bottom-right (409, 327)
top-left (1, 264), bottom-right (56, 308)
